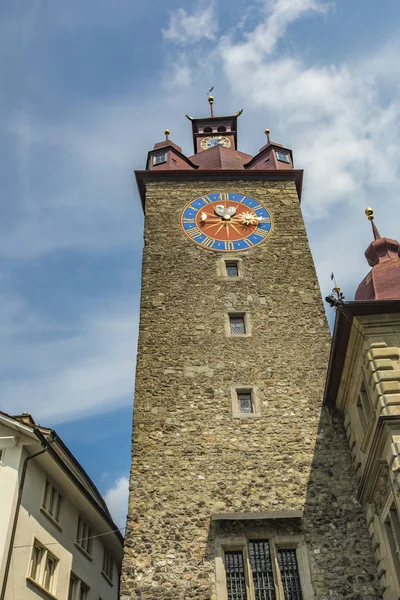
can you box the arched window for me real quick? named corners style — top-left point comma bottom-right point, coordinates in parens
top-left (203, 127), bottom-right (212, 133)
top-left (217, 126), bottom-right (226, 132)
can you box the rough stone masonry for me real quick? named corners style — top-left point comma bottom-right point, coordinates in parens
top-left (120, 179), bottom-right (381, 599)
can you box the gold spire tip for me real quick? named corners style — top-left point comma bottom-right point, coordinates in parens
top-left (264, 129), bottom-right (270, 135)
top-left (164, 129), bottom-right (170, 135)
top-left (365, 207), bottom-right (374, 221)
top-left (208, 95), bottom-right (214, 104)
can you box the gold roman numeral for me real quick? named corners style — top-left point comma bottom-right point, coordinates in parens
top-left (187, 228), bottom-right (202, 239)
top-left (202, 236), bottom-right (215, 248)
top-left (224, 241), bottom-right (235, 251)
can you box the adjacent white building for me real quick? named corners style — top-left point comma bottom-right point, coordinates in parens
top-left (0, 412), bottom-right (124, 600)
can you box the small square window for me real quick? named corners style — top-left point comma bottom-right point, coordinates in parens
top-left (238, 392), bottom-right (253, 414)
top-left (229, 315), bottom-right (246, 335)
top-left (276, 151), bottom-right (290, 164)
top-left (153, 153), bottom-right (167, 165)
top-left (226, 262), bottom-right (239, 277)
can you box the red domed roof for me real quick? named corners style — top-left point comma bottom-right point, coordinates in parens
top-left (355, 214), bottom-right (400, 301)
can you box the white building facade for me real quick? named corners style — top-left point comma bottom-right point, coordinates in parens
top-left (0, 413), bottom-right (123, 600)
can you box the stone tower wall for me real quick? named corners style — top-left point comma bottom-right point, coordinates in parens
top-left (121, 179), bottom-right (381, 599)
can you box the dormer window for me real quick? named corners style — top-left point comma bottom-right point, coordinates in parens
top-left (153, 153), bottom-right (167, 165)
top-left (217, 126), bottom-right (226, 132)
top-left (203, 127), bottom-right (212, 133)
top-left (276, 151), bottom-right (290, 164)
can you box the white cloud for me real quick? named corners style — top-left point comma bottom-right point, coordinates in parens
top-left (104, 476), bottom-right (129, 530)
top-left (0, 292), bottom-right (138, 424)
top-left (163, 0), bottom-right (217, 45)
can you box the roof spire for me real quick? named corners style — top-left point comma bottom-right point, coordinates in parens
top-left (207, 87), bottom-right (215, 118)
top-left (365, 207), bottom-right (382, 241)
top-left (264, 128), bottom-right (271, 144)
top-left (164, 129), bottom-right (170, 141)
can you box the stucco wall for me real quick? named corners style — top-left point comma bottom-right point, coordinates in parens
top-left (0, 426), bottom-right (24, 584)
top-left (121, 179), bottom-right (381, 599)
top-left (4, 450), bottom-right (119, 600)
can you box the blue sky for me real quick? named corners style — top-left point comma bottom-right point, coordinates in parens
top-left (2, 0), bottom-right (400, 528)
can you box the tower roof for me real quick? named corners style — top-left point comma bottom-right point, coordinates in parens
top-left (355, 208), bottom-right (400, 301)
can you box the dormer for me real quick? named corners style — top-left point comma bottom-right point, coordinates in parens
top-left (245, 130), bottom-right (294, 170)
top-left (146, 130), bottom-right (198, 171)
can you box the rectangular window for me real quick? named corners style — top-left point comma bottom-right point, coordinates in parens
top-left (42, 480), bottom-right (61, 522)
top-left (249, 540), bottom-right (276, 599)
top-left (29, 540), bottom-right (58, 594)
top-left (277, 549), bottom-right (303, 600)
top-left (69, 575), bottom-right (78, 600)
top-left (76, 516), bottom-right (92, 555)
top-left (222, 539), bottom-right (305, 600)
top-left (276, 151), bottom-right (290, 164)
top-left (238, 392), bottom-right (253, 414)
top-left (226, 262), bottom-right (239, 277)
top-left (224, 550), bottom-right (247, 600)
top-left (69, 573), bottom-right (90, 600)
top-left (102, 547), bottom-right (113, 583)
top-left (230, 315), bottom-right (246, 335)
top-left (153, 153), bottom-right (167, 165)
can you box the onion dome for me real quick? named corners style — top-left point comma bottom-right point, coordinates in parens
top-left (355, 208), bottom-right (400, 300)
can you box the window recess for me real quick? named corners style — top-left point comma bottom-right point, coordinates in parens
top-left (222, 539), bottom-right (306, 600)
top-left (76, 516), bottom-right (92, 557)
top-left (42, 480), bottom-right (62, 523)
top-left (28, 540), bottom-right (59, 596)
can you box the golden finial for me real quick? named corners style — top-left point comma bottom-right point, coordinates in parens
top-left (264, 128), bottom-right (271, 144)
top-left (164, 129), bottom-right (170, 140)
top-left (208, 95), bottom-right (214, 105)
top-left (365, 207), bottom-right (374, 221)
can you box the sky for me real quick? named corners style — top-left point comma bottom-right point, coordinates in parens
top-left (2, 0), bottom-right (400, 529)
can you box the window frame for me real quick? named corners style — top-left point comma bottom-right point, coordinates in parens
top-left (152, 153), bottom-right (167, 165)
top-left (218, 256), bottom-right (244, 280)
top-left (215, 533), bottom-right (313, 600)
top-left (75, 516), bottom-right (93, 558)
top-left (231, 387), bottom-right (261, 419)
top-left (225, 312), bottom-right (252, 338)
top-left (381, 496), bottom-right (400, 589)
top-left (276, 151), bottom-right (290, 164)
top-left (41, 480), bottom-right (62, 527)
top-left (69, 573), bottom-right (90, 600)
top-left (102, 546), bottom-right (114, 585)
top-left (27, 539), bottom-right (59, 597)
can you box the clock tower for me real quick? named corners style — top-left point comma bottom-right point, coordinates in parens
top-left (121, 100), bottom-right (381, 600)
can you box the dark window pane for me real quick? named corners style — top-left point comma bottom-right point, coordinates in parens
top-left (238, 393), bottom-right (252, 414)
top-left (226, 263), bottom-right (239, 277)
top-left (230, 316), bottom-right (245, 335)
top-left (277, 549), bottom-right (303, 600)
top-left (249, 540), bottom-right (276, 600)
top-left (224, 550), bottom-right (247, 600)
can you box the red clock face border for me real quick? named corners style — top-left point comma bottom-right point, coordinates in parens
top-left (180, 192), bottom-right (272, 252)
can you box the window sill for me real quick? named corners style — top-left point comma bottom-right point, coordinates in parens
top-left (40, 507), bottom-right (62, 531)
top-left (101, 571), bottom-right (114, 587)
top-left (74, 542), bottom-right (93, 561)
top-left (26, 577), bottom-right (58, 600)
top-left (227, 333), bottom-right (252, 339)
top-left (233, 413), bottom-right (261, 419)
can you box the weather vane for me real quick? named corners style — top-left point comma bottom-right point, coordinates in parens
top-left (207, 87), bottom-right (215, 117)
top-left (325, 272), bottom-right (345, 308)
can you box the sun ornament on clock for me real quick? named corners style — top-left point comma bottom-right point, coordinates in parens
top-left (180, 192), bottom-right (272, 252)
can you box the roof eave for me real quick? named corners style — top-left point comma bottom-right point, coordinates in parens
top-left (323, 299), bottom-right (400, 406)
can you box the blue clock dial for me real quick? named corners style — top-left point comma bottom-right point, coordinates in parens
top-left (180, 192), bottom-right (272, 252)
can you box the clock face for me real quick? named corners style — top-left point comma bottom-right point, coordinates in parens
top-left (180, 192), bottom-right (272, 252)
top-left (200, 136), bottom-right (231, 150)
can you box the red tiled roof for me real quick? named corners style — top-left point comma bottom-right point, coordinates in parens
top-left (189, 145), bottom-right (252, 170)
